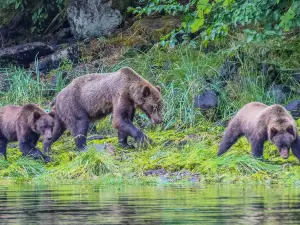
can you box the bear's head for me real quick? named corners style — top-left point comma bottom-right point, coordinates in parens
top-left (31, 111), bottom-right (55, 140)
top-left (134, 85), bottom-right (163, 124)
top-left (268, 122), bottom-right (297, 159)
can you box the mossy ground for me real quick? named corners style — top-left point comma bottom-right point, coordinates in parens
top-left (1, 34), bottom-right (300, 186)
top-left (1, 122), bottom-right (300, 186)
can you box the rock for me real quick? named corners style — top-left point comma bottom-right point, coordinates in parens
top-left (144, 169), bottom-right (166, 176)
top-left (219, 58), bottom-right (240, 80)
top-left (291, 73), bottom-right (300, 83)
top-left (258, 63), bottom-right (280, 85)
top-left (286, 100), bottom-right (300, 119)
top-left (0, 42), bottom-right (54, 67)
top-left (268, 85), bottom-right (291, 104)
top-left (178, 140), bottom-right (187, 147)
top-left (164, 140), bottom-right (174, 147)
top-left (87, 143), bottom-right (115, 155)
top-left (34, 45), bottom-right (80, 74)
top-left (129, 16), bottom-right (181, 43)
top-left (194, 90), bottom-right (218, 110)
top-left (67, 0), bottom-right (133, 39)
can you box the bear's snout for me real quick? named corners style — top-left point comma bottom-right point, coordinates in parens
top-left (280, 147), bottom-right (290, 159)
top-left (151, 117), bottom-right (163, 124)
top-left (43, 129), bottom-right (53, 140)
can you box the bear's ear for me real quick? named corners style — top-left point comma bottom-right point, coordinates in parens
top-left (155, 86), bottom-right (161, 93)
top-left (287, 125), bottom-right (294, 136)
top-left (49, 111), bottom-right (55, 118)
top-left (142, 85), bottom-right (151, 98)
top-left (32, 111), bottom-right (41, 122)
top-left (270, 127), bottom-right (278, 138)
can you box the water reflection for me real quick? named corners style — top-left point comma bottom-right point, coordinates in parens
top-left (0, 185), bottom-right (299, 224)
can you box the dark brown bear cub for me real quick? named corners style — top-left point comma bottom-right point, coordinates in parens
top-left (0, 104), bottom-right (55, 162)
top-left (44, 67), bottom-right (163, 153)
top-left (218, 102), bottom-right (300, 162)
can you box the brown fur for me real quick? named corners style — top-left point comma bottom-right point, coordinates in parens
top-left (218, 102), bottom-right (300, 161)
top-left (0, 104), bottom-right (54, 162)
top-left (43, 67), bottom-right (163, 152)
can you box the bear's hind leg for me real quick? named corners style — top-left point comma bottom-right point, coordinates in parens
top-left (218, 120), bottom-right (242, 156)
top-left (0, 138), bottom-right (7, 159)
top-left (72, 118), bottom-right (89, 150)
top-left (291, 135), bottom-right (300, 163)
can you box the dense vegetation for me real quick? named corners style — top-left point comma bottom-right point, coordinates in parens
top-left (1, 0), bottom-right (300, 185)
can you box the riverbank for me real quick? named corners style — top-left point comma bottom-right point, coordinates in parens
top-left (1, 35), bottom-right (300, 186)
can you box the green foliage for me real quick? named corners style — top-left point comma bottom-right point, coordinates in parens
top-left (2, 157), bottom-right (47, 182)
top-left (0, 67), bottom-right (45, 106)
top-left (0, 0), bottom-right (66, 34)
top-left (48, 147), bottom-right (118, 182)
top-left (129, 0), bottom-right (300, 46)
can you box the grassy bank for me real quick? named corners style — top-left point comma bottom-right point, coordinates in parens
top-left (1, 35), bottom-right (300, 186)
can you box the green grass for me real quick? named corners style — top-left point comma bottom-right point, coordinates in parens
top-left (1, 35), bottom-right (300, 185)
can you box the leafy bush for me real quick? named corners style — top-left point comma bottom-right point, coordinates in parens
top-left (129, 0), bottom-right (300, 46)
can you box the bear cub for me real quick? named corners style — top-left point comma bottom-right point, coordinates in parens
top-left (218, 102), bottom-right (300, 162)
top-left (44, 67), bottom-right (163, 153)
top-left (0, 104), bottom-right (55, 162)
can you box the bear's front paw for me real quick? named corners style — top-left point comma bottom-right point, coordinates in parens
top-left (119, 142), bottom-right (135, 149)
top-left (136, 135), bottom-right (153, 147)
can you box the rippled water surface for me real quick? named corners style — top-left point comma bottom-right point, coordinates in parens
top-left (0, 184), bottom-right (299, 224)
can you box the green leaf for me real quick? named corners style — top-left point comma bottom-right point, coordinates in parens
top-left (190, 18), bottom-right (204, 33)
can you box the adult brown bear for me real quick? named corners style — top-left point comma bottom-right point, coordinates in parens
top-left (0, 104), bottom-right (54, 162)
top-left (44, 67), bottom-right (163, 153)
top-left (218, 102), bottom-right (300, 162)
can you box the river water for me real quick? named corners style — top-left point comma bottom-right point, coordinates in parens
top-left (0, 184), bottom-right (299, 224)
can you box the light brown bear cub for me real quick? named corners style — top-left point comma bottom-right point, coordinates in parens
top-left (218, 102), bottom-right (300, 162)
top-left (44, 67), bottom-right (163, 153)
top-left (0, 104), bottom-right (55, 162)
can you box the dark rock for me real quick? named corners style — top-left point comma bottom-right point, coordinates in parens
top-left (259, 63), bottom-right (280, 85)
top-left (178, 140), bottom-right (187, 146)
top-left (34, 45), bottom-right (80, 74)
top-left (291, 73), bottom-right (300, 83)
top-left (220, 59), bottom-right (240, 80)
top-left (268, 85), bottom-right (291, 104)
top-left (55, 28), bottom-right (73, 44)
top-left (194, 90), bottom-right (218, 110)
top-left (0, 42), bottom-right (54, 67)
top-left (144, 169), bottom-right (166, 176)
top-left (286, 100), bottom-right (300, 119)
top-left (87, 135), bottom-right (105, 141)
top-left (67, 0), bottom-right (133, 39)
top-left (164, 140), bottom-right (174, 147)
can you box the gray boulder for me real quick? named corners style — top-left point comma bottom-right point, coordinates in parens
top-left (67, 0), bottom-right (133, 39)
top-left (194, 90), bottom-right (218, 110)
top-left (286, 100), bottom-right (300, 119)
top-left (0, 42), bottom-right (54, 67)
